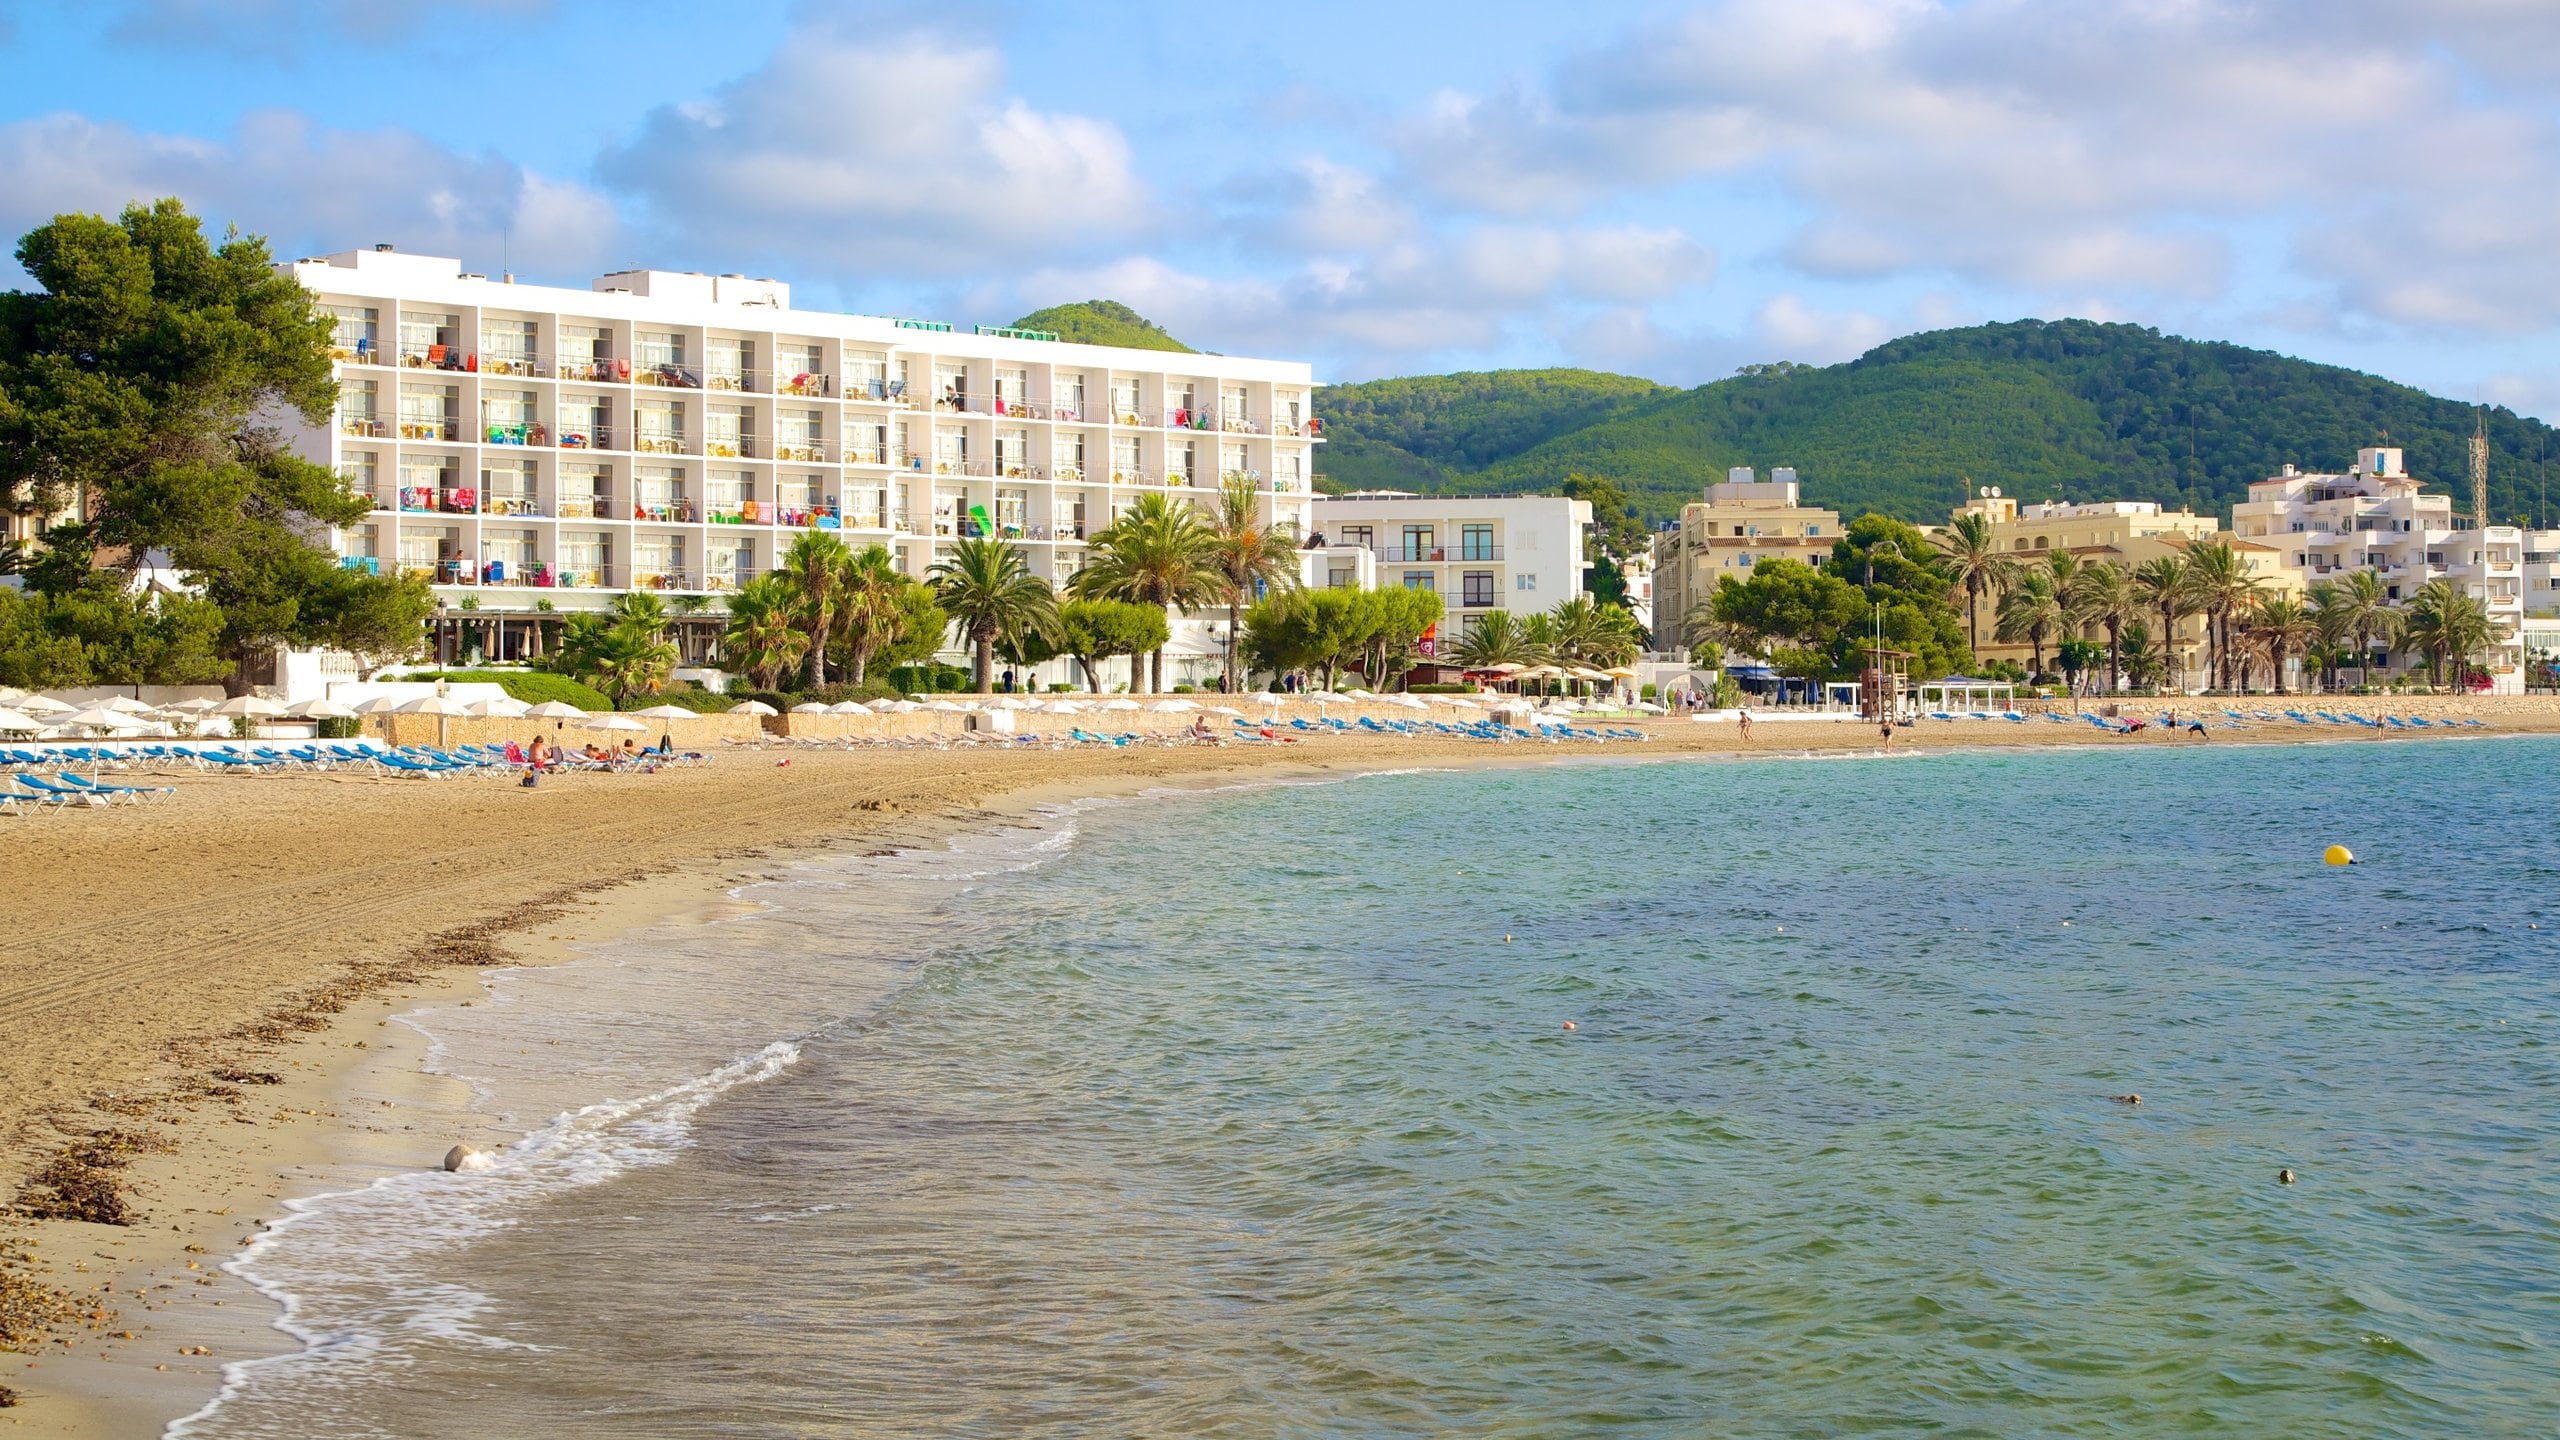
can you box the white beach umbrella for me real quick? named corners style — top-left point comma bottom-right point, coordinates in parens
top-left (828, 700), bottom-right (873, 715)
top-left (63, 705), bottom-right (152, 731)
top-left (162, 697), bottom-right (219, 714)
top-left (17, 695), bottom-right (75, 715)
top-left (1145, 700), bottom-right (1192, 713)
top-left (878, 700), bottom-right (921, 713)
top-left (790, 701), bottom-right (833, 713)
top-left (731, 700), bottom-right (779, 716)
top-left (927, 700), bottom-right (965, 713)
top-left (101, 696), bottom-right (160, 714)
top-left (0, 686), bottom-right (25, 704)
top-left (396, 695), bottom-right (470, 716)
top-left (463, 696), bottom-right (530, 718)
top-left (352, 694), bottom-right (407, 716)
top-left (1209, 705), bottom-right (1243, 716)
top-left (0, 707), bottom-right (45, 732)
top-left (1038, 700), bottom-right (1084, 715)
top-left (586, 713), bottom-right (647, 732)
top-left (213, 694), bottom-right (287, 718)
top-left (627, 704), bottom-right (698, 720)
top-left (1344, 688), bottom-right (1377, 700)
top-left (1446, 698), bottom-right (1481, 710)
top-left (523, 700), bottom-right (588, 719)
top-left (287, 697), bottom-right (360, 719)
top-left (1099, 698), bottom-right (1141, 712)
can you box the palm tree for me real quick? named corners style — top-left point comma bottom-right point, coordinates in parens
top-left (611, 590), bottom-right (670, 639)
top-left (2066, 560), bottom-right (2139, 692)
top-left (1201, 477), bottom-right (1302, 692)
top-left (2118, 619), bottom-right (2166, 692)
top-left (1547, 595), bottom-right (1642, 667)
top-left (930, 537), bottom-right (1058, 693)
top-left (1933, 511), bottom-right (2017, 654)
top-left (832, 544), bottom-right (908, 686)
top-left (2329, 568), bottom-right (2394, 687)
top-left (2179, 539), bottom-right (2261, 692)
top-left (1994, 570), bottom-right (2064, 678)
top-left (778, 531), bottom-right (853, 688)
top-left (2402, 579), bottom-right (2494, 689)
top-left (2244, 595), bottom-right (2318, 695)
top-left (2306, 581), bottom-right (2352, 692)
top-left (721, 573), bottom-right (808, 691)
top-left (1454, 610), bottom-right (1534, 668)
top-left (589, 623), bottom-right (678, 705)
top-left (1070, 493), bottom-right (1216, 692)
top-left (2133, 555), bottom-right (2192, 692)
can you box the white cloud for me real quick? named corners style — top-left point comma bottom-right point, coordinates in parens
top-left (594, 24), bottom-right (1146, 278)
top-left (0, 109), bottom-right (614, 278)
top-left (1384, 0), bottom-right (2560, 328)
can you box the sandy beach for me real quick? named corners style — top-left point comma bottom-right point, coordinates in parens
top-left (4, 698), bottom-right (2554, 1433)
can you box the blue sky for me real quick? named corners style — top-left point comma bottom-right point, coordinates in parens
top-left (4, 0), bottom-right (2558, 418)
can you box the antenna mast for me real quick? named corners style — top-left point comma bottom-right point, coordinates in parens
top-left (2471, 412), bottom-right (2491, 527)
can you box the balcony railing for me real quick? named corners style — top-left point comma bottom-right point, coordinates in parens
top-left (844, 378), bottom-right (902, 403)
top-left (341, 416), bottom-right (386, 437)
top-left (479, 353), bottom-right (542, 378)
top-left (842, 447), bottom-right (891, 466)
top-left (702, 568), bottom-right (756, 593)
top-left (1219, 414), bottom-right (1261, 434)
top-left (547, 566), bottom-right (616, 590)
top-left (630, 569), bottom-right (700, 592)
top-left (484, 495), bottom-right (543, 517)
top-left (777, 371), bottom-right (832, 398)
top-left (632, 499), bottom-right (699, 523)
top-left (397, 418), bottom-right (459, 441)
top-left (557, 424), bottom-right (613, 450)
top-left (331, 343), bottom-right (386, 366)
top-left (772, 438), bottom-right (829, 462)
top-left (1164, 409), bottom-right (1216, 431)
top-left (1372, 545), bottom-right (1503, 562)
top-left (705, 370), bottom-right (759, 393)
top-left (556, 498), bottom-right (605, 520)
top-left (482, 422), bottom-right (548, 447)
top-left (395, 486), bottom-right (472, 513)
top-left (705, 436), bottom-right (758, 459)
top-left (558, 358), bottom-right (624, 383)
top-left (931, 457), bottom-right (994, 477)
top-left (634, 432), bottom-right (686, 455)
top-left (398, 348), bottom-right (469, 371)
top-left (634, 364), bottom-right (704, 389)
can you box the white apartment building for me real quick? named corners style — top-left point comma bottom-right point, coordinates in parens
top-left (2232, 446), bottom-right (2523, 690)
top-left (280, 246), bottom-right (1323, 677)
top-left (1307, 491), bottom-right (1592, 648)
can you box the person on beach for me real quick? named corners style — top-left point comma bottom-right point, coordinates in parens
top-left (1879, 717), bottom-right (1894, 749)
top-left (1738, 708), bottom-right (1753, 743)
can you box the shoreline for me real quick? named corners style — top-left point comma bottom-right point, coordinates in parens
top-left (5, 714), bottom-right (2555, 1433)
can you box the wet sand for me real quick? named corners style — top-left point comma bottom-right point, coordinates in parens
top-left (2, 702), bottom-right (2551, 1433)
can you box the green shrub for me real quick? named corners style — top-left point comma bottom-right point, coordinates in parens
top-left (1640, 682), bottom-right (1659, 702)
top-left (315, 715), bottom-right (361, 739)
top-left (886, 662), bottom-right (970, 693)
top-left (1172, 683), bottom-right (1195, 693)
top-left (1407, 681), bottom-right (1473, 694)
top-left (407, 669), bottom-right (612, 711)
top-left (645, 687), bottom-right (734, 714)
top-left (1049, 683), bottom-right (1071, 693)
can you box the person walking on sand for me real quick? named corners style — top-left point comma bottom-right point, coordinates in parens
top-left (1738, 708), bottom-right (1753, 743)
top-left (1879, 716), bottom-right (1894, 749)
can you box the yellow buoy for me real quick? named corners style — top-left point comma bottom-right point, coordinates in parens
top-left (2323, 844), bottom-right (2355, 867)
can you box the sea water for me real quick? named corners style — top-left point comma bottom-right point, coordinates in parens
top-left (177, 739), bottom-right (2560, 1437)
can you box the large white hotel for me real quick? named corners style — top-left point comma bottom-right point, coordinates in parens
top-left (280, 245), bottom-right (1323, 670)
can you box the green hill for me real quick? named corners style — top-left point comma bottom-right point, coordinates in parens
top-left (1008, 300), bottom-right (1193, 353)
top-left (1315, 320), bottom-right (2560, 526)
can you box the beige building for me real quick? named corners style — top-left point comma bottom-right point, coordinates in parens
top-left (1950, 492), bottom-right (2299, 687)
top-left (1651, 468), bottom-right (1842, 643)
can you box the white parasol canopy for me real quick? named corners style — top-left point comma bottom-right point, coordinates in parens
top-left (586, 713), bottom-right (647, 732)
top-left (1099, 698), bottom-right (1141, 712)
top-left (395, 695), bottom-right (471, 717)
top-left (828, 700), bottom-right (873, 715)
top-left (790, 702), bottom-right (833, 713)
top-left (287, 697), bottom-right (360, 719)
top-left (731, 700), bottom-right (779, 716)
top-left (626, 704), bottom-right (698, 720)
top-left (463, 696), bottom-right (530, 718)
top-left (353, 694), bottom-right (408, 715)
top-left (213, 694), bottom-right (287, 717)
top-left (15, 695), bottom-right (75, 715)
top-left (0, 708), bottom-right (44, 732)
top-left (62, 705), bottom-right (152, 730)
top-left (523, 700), bottom-right (588, 719)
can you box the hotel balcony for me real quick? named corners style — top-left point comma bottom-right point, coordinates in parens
top-left (777, 371), bottom-right (832, 398)
top-left (634, 431), bottom-right (687, 456)
top-left (633, 364), bottom-right (704, 390)
top-left (633, 498), bottom-right (699, 523)
top-left (341, 416), bottom-right (387, 438)
top-left (1373, 545), bottom-right (1504, 562)
top-left (397, 417), bottom-right (460, 441)
top-left (558, 358), bottom-right (625, 383)
top-left (398, 347), bottom-right (469, 372)
top-left (555, 497), bottom-right (606, 520)
top-left (771, 438), bottom-right (830, 463)
top-left (843, 378), bottom-right (906, 404)
top-left (705, 369), bottom-right (760, 394)
top-left (702, 568), bottom-right (757, 593)
top-left (478, 353), bottom-right (543, 378)
top-left (484, 495), bottom-right (543, 517)
top-left (483, 422), bottom-right (548, 447)
top-left (395, 486), bottom-right (480, 514)
top-left (629, 568), bottom-right (701, 592)
top-left (705, 435), bottom-right (758, 459)
top-left (556, 423), bottom-right (613, 450)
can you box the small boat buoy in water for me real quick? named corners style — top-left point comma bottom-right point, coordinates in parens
top-left (2323, 844), bottom-right (2355, 866)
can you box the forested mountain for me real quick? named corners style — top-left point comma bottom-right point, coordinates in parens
top-left (1314, 320), bottom-right (2560, 527)
top-left (1009, 300), bottom-right (1194, 352)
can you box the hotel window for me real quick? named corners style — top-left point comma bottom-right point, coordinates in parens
top-left (397, 452), bottom-right (458, 503)
top-left (1112, 435), bottom-right (1142, 478)
top-left (1170, 440), bottom-right (1197, 483)
top-left (1515, 572), bottom-right (1538, 590)
top-left (1170, 381), bottom-right (1197, 424)
top-left (480, 459), bottom-right (536, 514)
top-left (1221, 442), bottom-right (1248, 479)
top-left (481, 389), bottom-right (538, 442)
top-left (557, 395), bottom-right (610, 449)
top-left (1461, 524), bottom-right (1495, 561)
top-left (480, 527), bottom-right (537, 580)
top-left (706, 406), bottom-right (748, 457)
top-left (1052, 371), bottom-right (1087, 417)
top-left (1221, 386), bottom-right (1248, 428)
top-left (635, 465), bottom-right (687, 520)
top-left (1402, 524), bottom-right (1436, 560)
top-left (706, 337), bottom-right (753, 391)
top-left (844, 487), bottom-right (884, 528)
top-left (637, 331), bottom-right (685, 370)
top-left (397, 310), bottom-right (457, 364)
top-left (936, 427), bottom-right (970, 472)
top-left (340, 380), bottom-right (380, 434)
top-left (1278, 453), bottom-right (1302, 490)
top-left (398, 384), bottom-right (456, 439)
top-left (844, 420), bottom-right (888, 466)
top-left (633, 533), bottom-right (685, 585)
top-left (1111, 375), bottom-right (1142, 421)
top-left (558, 324), bottom-right (610, 381)
top-left (846, 349), bottom-right (889, 399)
top-left (935, 364), bottom-right (970, 411)
top-left (995, 367), bottom-right (1029, 416)
top-left (1403, 571), bottom-right (1435, 592)
top-left (1462, 571), bottom-right (1495, 606)
top-left (326, 304), bottom-right (378, 358)
top-left (708, 539), bottom-right (751, 589)
top-left (1053, 431), bottom-right (1086, 478)
top-left (480, 319), bottom-right (536, 375)
top-left (1327, 564), bottom-right (1357, 589)
top-left (395, 527), bottom-right (445, 576)
top-left (994, 487), bottom-right (1027, 535)
top-left (1058, 494), bottom-right (1086, 538)
top-left (559, 532), bottom-right (609, 585)
top-left (997, 428), bottom-right (1031, 476)
top-left (338, 452), bottom-right (381, 506)
top-left (559, 463), bottom-right (610, 519)
top-left (777, 344), bottom-right (825, 396)
top-left (1338, 525), bottom-right (1373, 548)
top-left (637, 402), bottom-right (684, 453)
top-left (705, 470), bottom-right (752, 518)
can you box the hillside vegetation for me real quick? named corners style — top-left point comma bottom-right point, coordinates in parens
top-left (1314, 320), bottom-right (2560, 526)
top-left (1008, 300), bottom-right (1194, 353)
